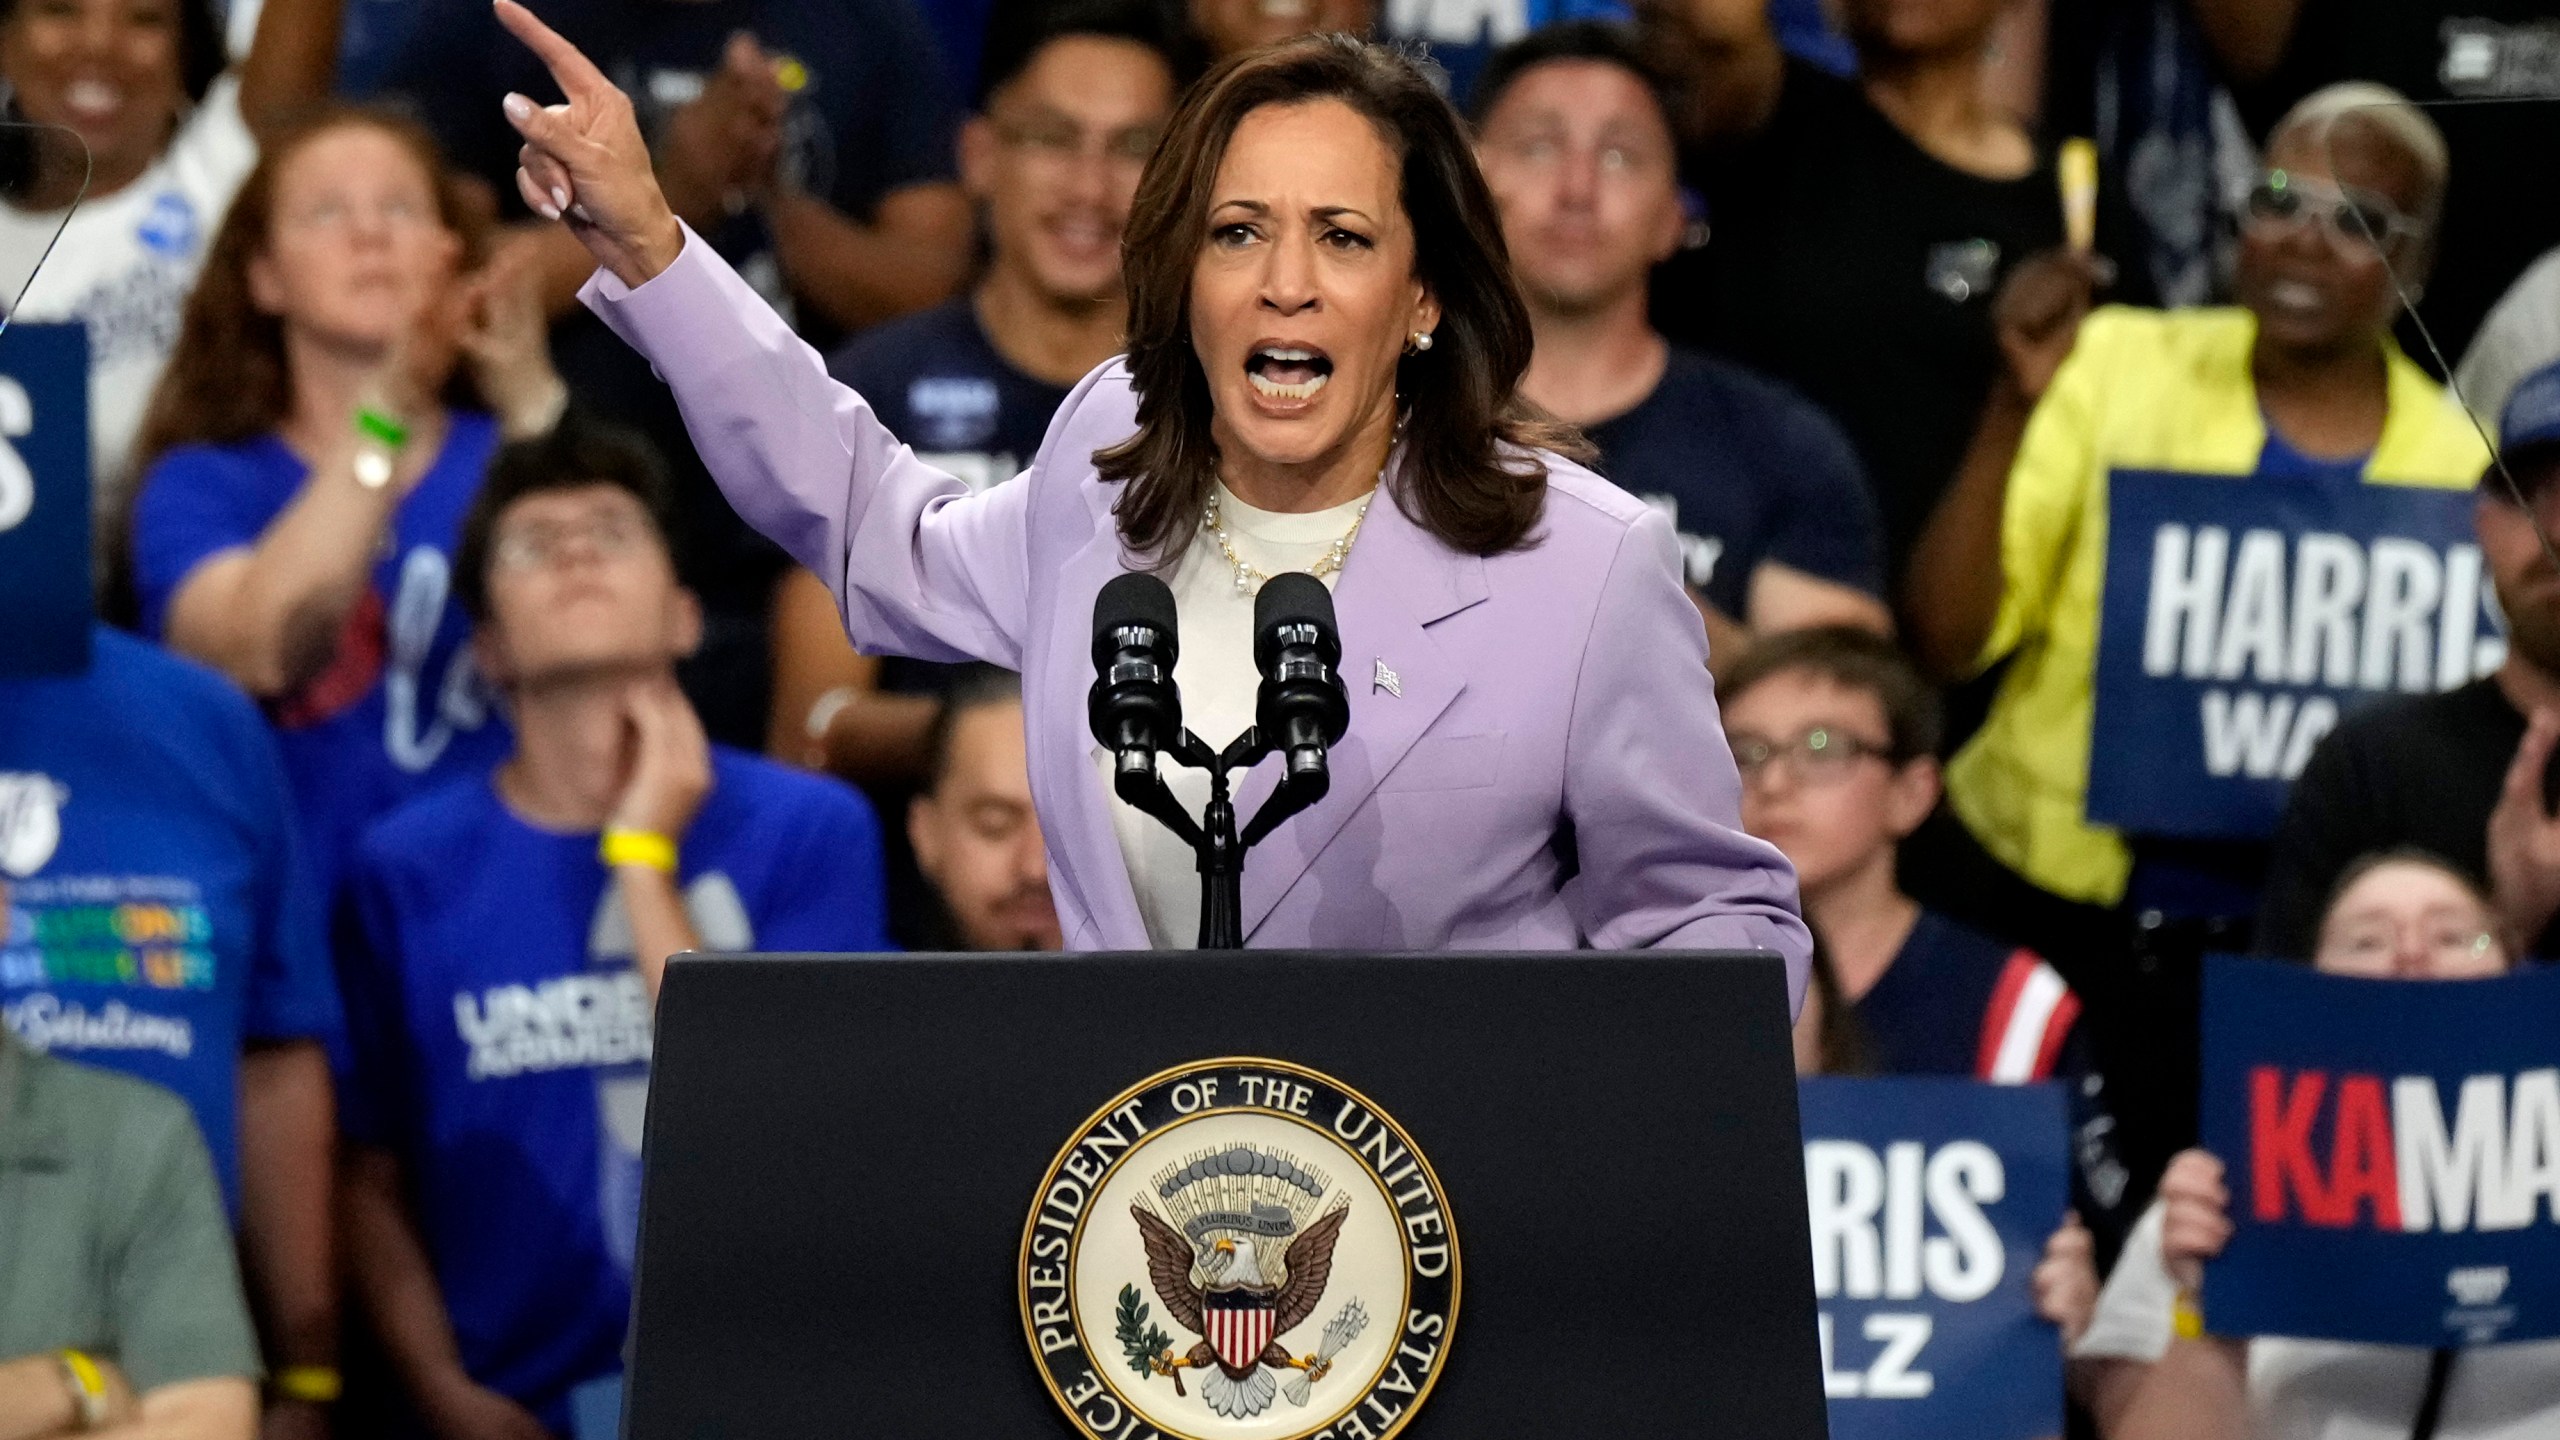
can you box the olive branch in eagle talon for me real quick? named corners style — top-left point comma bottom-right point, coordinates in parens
top-left (1130, 1199), bottom-right (1350, 1419)
top-left (1115, 1285), bottom-right (1182, 1393)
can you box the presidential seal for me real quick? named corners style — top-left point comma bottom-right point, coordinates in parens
top-left (1020, 1058), bottom-right (1459, 1440)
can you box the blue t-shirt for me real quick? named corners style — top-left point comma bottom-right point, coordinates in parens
top-left (0, 626), bottom-right (338, 1211)
top-left (129, 416), bottom-right (515, 902)
top-left (336, 747), bottom-right (891, 1428)
top-left (1582, 346), bottom-right (1886, 619)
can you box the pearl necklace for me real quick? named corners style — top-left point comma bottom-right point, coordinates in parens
top-left (1201, 485), bottom-right (1376, 595)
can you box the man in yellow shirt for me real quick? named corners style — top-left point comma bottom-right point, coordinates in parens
top-left (1905, 82), bottom-right (2490, 922)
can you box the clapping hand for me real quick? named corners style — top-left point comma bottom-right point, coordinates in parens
top-left (494, 0), bottom-right (686, 288)
top-left (458, 238), bottom-right (567, 436)
top-left (2487, 709), bottom-right (2560, 957)
top-left (657, 32), bottom-right (787, 225)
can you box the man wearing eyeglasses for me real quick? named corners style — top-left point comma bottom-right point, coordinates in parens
top-left (333, 421), bottom-right (890, 1439)
top-left (1898, 82), bottom-right (2492, 952)
top-left (769, 0), bottom-right (1185, 945)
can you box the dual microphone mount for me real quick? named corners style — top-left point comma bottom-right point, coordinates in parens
top-left (1087, 570), bottom-right (1351, 949)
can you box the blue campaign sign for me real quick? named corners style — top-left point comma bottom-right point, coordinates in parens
top-left (1799, 1076), bottom-right (2068, 1440)
top-left (2084, 467), bottom-right (2492, 840)
top-left (0, 322), bottom-right (91, 677)
top-left (2200, 956), bottom-right (2560, 1346)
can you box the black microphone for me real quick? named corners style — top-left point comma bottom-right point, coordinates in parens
top-left (1253, 572), bottom-right (1350, 797)
top-left (1089, 572), bottom-right (1182, 792)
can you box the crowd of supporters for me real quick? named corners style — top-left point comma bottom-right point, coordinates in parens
top-left (0, 0), bottom-right (2554, 1433)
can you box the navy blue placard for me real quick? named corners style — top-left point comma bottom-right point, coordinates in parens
top-left (0, 322), bottom-right (90, 676)
top-left (2200, 955), bottom-right (2560, 1346)
top-left (2085, 467), bottom-right (2490, 840)
top-left (1799, 1076), bottom-right (2068, 1440)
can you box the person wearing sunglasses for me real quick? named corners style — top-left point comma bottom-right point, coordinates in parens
top-left (1899, 81), bottom-right (2491, 954)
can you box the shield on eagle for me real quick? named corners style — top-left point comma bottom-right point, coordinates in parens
top-left (1204, 1289), bottom-right (1276, 1372)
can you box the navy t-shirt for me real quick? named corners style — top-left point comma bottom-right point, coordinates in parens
top-left (336, 747), bottom-right (890, 1429)
top-left (387, 0), bottom-right (957, 338)
top-left (0, 626), bottom-right (338, 1212)
top-left (828, 296), bottom-right (1071, 498)
top-left (1581, 347), bottom-right (1884, 618)
top-left (1857, 908), bottom-right (2130, 1243)
top-left (130, 415), bottom-right (513, 903)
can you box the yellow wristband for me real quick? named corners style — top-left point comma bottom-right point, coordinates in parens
top-left (2172, 1289), bottom-right (2205, 1341)
top-left (58, 1350), bottom-right (108, 1430)
top-left (600, 827), bottom-right (678, 874)
top-left (272, 1365), bottom-right (342, 1404)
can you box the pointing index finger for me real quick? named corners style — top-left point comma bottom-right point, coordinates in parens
top-left (493, 0), bottom-right (614, 101)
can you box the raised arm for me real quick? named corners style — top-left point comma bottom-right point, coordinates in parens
top-left (1631, 0), bottom-right (1785, 144)
top-left (235, 0), bottom-right (349, 138)
top-left (494, 0), bottom-right (1038, 667)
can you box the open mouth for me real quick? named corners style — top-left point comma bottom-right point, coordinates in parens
top-left (1247, 346), bottom-right (1331, 401)
top-left (61, 78), bottom-right (124, 124)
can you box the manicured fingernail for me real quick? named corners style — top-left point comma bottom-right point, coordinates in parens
top-left (569, 202), bottom-right (593, 223)
top-left (535, 199), bottom-right (561, 221)
top-left (550, 186), bottom-right (569, 212)
top-left (503, 92), bottom-right (534, 123)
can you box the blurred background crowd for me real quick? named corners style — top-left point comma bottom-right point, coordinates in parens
top-left (0, 0), bottom-right (2555, 1432)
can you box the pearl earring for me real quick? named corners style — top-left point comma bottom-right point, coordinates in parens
top-left (1410, 331), bottom-right (1434, 353)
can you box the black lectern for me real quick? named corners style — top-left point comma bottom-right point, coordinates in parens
top-left (625, 951), bottom-right (1827, 1438)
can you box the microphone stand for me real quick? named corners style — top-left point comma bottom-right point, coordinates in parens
top-left (1111, 728), bottom-right (1328, 950)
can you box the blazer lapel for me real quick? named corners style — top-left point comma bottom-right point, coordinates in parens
top-left (1238, 453), bottom-right (1488, 939)
top-left (1033, 510), bottom-right (1152, 950)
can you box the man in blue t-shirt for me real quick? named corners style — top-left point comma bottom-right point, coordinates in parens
top-left (1472, 22), bottom-right (1888, 671)
top-left (336, 422), bottom-right (891, 1437)
top-left (0, 624), bottom-right (346, 1426)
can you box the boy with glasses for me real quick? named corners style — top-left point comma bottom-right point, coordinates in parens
top-left (1722, 627), bottom-right (2091, 1086)
top-left (1724, 626), bottom-right (2132, 1250)
top-left (334, 422), bottom-right (890, 1437)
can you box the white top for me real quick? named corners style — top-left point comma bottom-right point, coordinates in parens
top-left (0, 73), bottom-right (258, 525)
top-left (2456, 245), bottom-right (2560, 435)
top-left (1101, 483), bottom-right (1370, 948)
top-left (2076, 1203), bottom-right (2560, 1440)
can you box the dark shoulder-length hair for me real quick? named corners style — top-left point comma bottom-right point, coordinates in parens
top-left (1097, 33), bottom-right (1580, 561)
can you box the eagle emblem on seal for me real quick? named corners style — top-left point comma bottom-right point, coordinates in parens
top-left (1122, 1144), bottom-right (1363, 1420)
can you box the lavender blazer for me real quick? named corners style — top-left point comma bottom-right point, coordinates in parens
top-left (585, 232), bottom-right (1810, 1006)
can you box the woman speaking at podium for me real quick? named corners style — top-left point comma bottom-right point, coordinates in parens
top-left (488, 2), bottom-right (1811, 1002)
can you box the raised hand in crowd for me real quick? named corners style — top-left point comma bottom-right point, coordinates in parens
top-left (2031, 1212), bottom-right (2099, 1346)
top-left (1902, 247), bottom-right (2113, 676)
top-left (458, 241), bottom-right (573, 441)
top-left (2486, 710), bottom-right (2560, 959)
top-left (494, 0), bottom-right (687, 288)
top-left (1991, 249), bottom-right (2114, 405)
top-left (655, 32), bottom-right (788, 232)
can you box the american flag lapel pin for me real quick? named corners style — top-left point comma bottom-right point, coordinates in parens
top-left (1373, 659), bottom-right (1401, 698)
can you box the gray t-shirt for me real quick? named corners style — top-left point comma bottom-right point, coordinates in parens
top-left (0, 1033), bottom-right (261, 1392)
